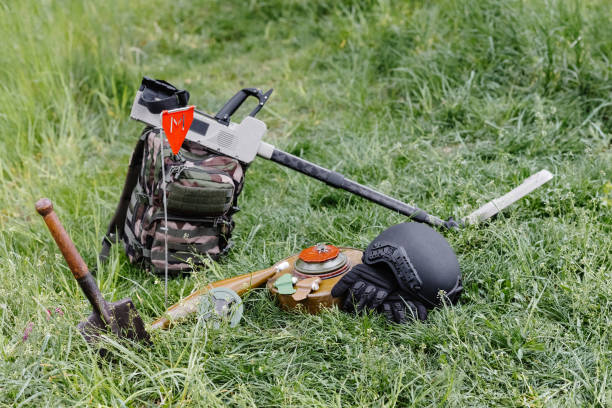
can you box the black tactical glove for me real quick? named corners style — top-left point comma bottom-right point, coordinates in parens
top-left (331, 263), bottom-right (396, 313)
top-left (379, 292), bottom-right (428, 324)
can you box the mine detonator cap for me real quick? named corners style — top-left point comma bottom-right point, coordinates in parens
top-left (362, 222), bottom-right (462, 308)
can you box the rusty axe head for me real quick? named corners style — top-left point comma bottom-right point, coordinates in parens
top-left (35, 198), bottom-right (150, 348)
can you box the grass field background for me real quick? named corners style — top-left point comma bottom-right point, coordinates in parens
top-left (1, 0), bottom-right (611, 406)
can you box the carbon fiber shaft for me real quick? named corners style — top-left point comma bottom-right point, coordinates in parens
top-left (269, 149), bottom-right (448, 228)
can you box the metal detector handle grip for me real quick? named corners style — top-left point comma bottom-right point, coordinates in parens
top-left (267, 150), bottom-right (451, 228)
top-left (215, 88), bottom-right (273, 124)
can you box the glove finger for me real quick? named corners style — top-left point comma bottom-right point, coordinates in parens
top-left (403, 301), bottom-right (419, 322)
top-left (355, 284), bottom-right (378, 312)
top-left (341, 281), bottom-right (366, 312)
top-left (392, 301), bottom-right (407, 324)
top-left (381, 302), bottom-right (394, 322)
top-left (415, 302), bottom-right (428, 321)
top-left (331, 271), bottom-right (359, 298)
top-left (397, 297), bottom-right (427, 322)
top-left (369, 288), bottom-right (389, 309)
top-left (348, 264), bottom-right (396, 291)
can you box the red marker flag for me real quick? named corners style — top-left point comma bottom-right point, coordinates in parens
top-left (161, 106), bottom-right (195, 154)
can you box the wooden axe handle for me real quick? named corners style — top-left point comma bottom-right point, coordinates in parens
top-left (35, 198), bottom-right (89, 280)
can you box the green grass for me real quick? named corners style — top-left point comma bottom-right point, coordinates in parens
top-left (1, 0), bottom-right (611, 406)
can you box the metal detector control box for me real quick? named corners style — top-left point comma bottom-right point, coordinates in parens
top-left (130, 87), bottom-right (272, 164)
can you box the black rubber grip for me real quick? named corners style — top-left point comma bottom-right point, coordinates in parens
top-left (269, 149), bottom-right (446, 227)
top-left (215, 90), bottom-right (250, 123)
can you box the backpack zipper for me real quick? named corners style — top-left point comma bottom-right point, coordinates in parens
top-left (170, 165), bottom-right (231, 181)
top-left (150, 212), bottom-right (226, 224)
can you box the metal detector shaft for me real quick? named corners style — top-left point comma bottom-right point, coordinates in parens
top-left (267, 149), bottom-right (450, 228)
top-left (130, 80), bottom-right (552, 229)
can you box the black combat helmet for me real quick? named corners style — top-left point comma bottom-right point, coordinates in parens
top-left (362, 222), bottom-right (462, 308)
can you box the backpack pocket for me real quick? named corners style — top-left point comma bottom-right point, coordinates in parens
top-left (146, 213), bottom-right (233, 274)
top-left (165, 166), bottom-right (235, 216)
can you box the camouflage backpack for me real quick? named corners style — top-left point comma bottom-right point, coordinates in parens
top-left (100, 127), bottom-right (245, 274)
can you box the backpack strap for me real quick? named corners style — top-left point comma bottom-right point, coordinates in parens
top-left (99, 128), bottom-right (150, 262)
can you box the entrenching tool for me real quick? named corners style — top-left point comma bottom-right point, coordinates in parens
top-left (130, 78), bottom-right (554, 229)
top-left (35, 198), bottom-right (150, 346)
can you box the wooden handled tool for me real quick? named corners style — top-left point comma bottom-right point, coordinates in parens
top-left (36, 198), bottom-right (150, 346)
top-left (151, 264), bottom-right (285, 330)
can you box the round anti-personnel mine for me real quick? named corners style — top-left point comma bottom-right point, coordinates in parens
top-left (199, 287), bottom-right (243, 328)
top-left (267, 245), bottom-right (363, 314)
